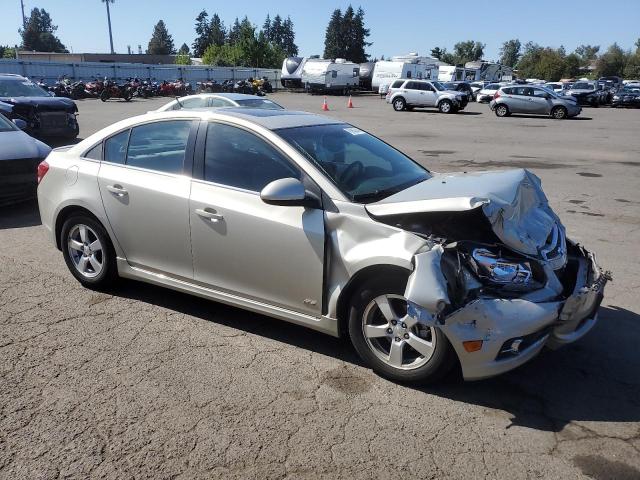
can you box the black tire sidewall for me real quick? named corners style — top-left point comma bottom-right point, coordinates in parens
top-left (552, 106), bottom-right (567, 119)
top-left (60, 215), bottom-right (117, 289)
top-left (439, 100), bottom-right (452, 113)
top-left (495, 104), bottom-right (509, 117)
top-left (393, 97), bottom-right (406, 111)
top-left (348, 274), bottom-right (455, 384)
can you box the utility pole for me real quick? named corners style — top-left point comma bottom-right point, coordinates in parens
top-left (20, 0), bottom-right (27, 29)
top-left (104, 0), bottom-right (115, 54)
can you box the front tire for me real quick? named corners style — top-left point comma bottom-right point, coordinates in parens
top-left (438, 99), bottom-right (453, 114)
top-left (348, 274), bottom-right (455, 384)
top-left (551, 106), bottom-right (567, 119)
top-left (392, 97), bottom-right (406, 111)
top-left (100, 90), bottom-right (109, 102)
top-left (61, 215), bottom-right (118, 290)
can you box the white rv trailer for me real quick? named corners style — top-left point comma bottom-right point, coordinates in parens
top-left (371, 53), bottom-right (440, 91)
top-left (281, 56), bottom-right (309, 88)
top-left (438, 62), bottom-right (514, 82)
top-left (301, 58), bottom-right (360, 94)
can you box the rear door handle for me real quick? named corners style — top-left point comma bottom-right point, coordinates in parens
top-left (195, 208), bottom-right (224, 222)
top-left (106, 184), bottom-right (128, 196)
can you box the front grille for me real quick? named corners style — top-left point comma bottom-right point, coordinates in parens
top-left (39, 112), bottom-right (68, 128)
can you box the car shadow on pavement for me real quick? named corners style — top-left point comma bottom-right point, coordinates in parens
top-left (423, 305), bottom-right (640, 432)
top-left (0, 199), bottom-right (41, 229)
top-left (110, 278), bottom-right (640, 433)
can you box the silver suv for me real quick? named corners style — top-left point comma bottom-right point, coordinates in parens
top-left (386, 79), bottom-right (467, 113)
top-left (490, 85), bottom-right (581, 119)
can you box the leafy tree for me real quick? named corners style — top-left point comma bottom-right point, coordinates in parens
top-left (499, 39), bottom-right (521, 67)
top-left (430, 47), bottom-right (446, 60)
top-left (209, 14), bottom-right (226, 47)
top-left (147, 20), bottom-right (175, 55)
top-left (575, 44), bottom-right (600, 64)
top-left (563, 53), bottom-right (581, 78)
top-left (192, 10), bottom-right (210, 57)
top-left (596, 43), bottom-right (627, 77)
top-left (0, 46), bottom-right (16, 58)
top-left (20, 8), bottom-right (67, 52)
top-left (178, 43), bottom-right (190, 55)
top-left (323, 9), bottom-right (343, 59)
top-left (175, 53), bottom-right (192, 65)
top-left (452, 40), bottom-right (485, 64)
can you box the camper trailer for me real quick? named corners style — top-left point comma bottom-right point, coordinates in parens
top-left (301, 58), bottom-right (360, 94)
top-left (464, 61), bottom-right (513, 82)
top-left (281, 56), bottom-right (323, 88)
top-left (359, 62), bottom-right (375, 91)
top-left (371, 53), bottom-right (440, 91)
top-left (439, 62), bottom-right (513, 83)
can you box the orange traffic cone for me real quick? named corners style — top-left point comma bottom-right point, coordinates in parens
top-left (322, 96), bottom-right (329, 111)
top-left (347, 95), bottom-right (354, 108)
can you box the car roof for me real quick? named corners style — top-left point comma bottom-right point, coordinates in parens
top-left (184, 92), bottom-right (268, 101)
top-left (0, 74), bottom-right (27, 80)
top-left (188, 108), bottom-right (342, 129)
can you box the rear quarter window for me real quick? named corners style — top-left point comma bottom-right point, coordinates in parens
top-left (391, 80), bottom-right (404, 88)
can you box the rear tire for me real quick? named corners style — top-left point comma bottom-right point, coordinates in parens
top-left (551, 106), bottom-right (567, 119)
top-left (348, 274), bottom-right (455, 384)
top-left (495, 104), bottom-right (510, 117)
top-left (438, 99), bottom-right (453, 114)
top-left (392, 97), bottom-right (406, 111)
top-left (61, 215), bottom-right (118, 290)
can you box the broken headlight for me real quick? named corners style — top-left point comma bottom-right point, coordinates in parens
top-left (471, 248), bottom-right (541, 291)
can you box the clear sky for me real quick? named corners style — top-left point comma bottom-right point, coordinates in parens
top-left (2, 0), bottom-right (638, 60)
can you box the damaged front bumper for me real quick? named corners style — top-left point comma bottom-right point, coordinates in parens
top-left (406, 244), bottom-right (609, 381)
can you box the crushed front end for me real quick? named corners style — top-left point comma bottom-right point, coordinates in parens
top-left (366, 169), bottom-right (610, 380)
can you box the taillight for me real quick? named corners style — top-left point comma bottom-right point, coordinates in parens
top-left (37, 160), bottom-right (49, 184)
top-left (494, 91), bottom-right (501, 99)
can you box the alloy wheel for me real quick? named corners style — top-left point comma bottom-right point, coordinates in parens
top-left (67, 224), bottom-right (104, 278)
top-left (361, 294), bottom-right (437, 370)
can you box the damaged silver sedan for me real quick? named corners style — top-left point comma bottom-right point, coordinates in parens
top-left (38, 108), bottom-right (609, 383)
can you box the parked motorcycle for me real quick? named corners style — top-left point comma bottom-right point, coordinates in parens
top-left (100, 79), bottom-right (133, 102)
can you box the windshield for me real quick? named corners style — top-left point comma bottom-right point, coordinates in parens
top-left (0, 78), bottom-right (50, 97)
top-left (486, 84), bottom-right (500, 90)
top-left (573, 82), bottom-right (594, 90)
top-left (276, 123), bottom-right (431, 203)
top-left (0, 114), bottom-right (18, 132)
top-left (442, 82), bottom-right (456, 89)
top-left (432, 81), bottom-right (445, 91)
top-left (235, 98), bottom-right (283, 109)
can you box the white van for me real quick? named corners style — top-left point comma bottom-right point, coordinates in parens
top-left (301, 58), bottom-right (360, 94)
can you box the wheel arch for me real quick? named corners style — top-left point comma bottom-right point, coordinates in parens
top-left (336, 264), bottom-right (411, 339)
top-left (54, 205), bottom-right (110, 251)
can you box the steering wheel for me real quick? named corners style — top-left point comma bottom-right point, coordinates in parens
top-left (340, 161), bottom-right (364, 188)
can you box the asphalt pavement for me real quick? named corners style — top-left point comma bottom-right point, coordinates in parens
top-left (1, 93), bottom-right (639, 479)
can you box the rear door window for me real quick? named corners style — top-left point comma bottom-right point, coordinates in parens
top-left (391, 80), bottom-right (404, 88)
top-left (126, 120), bottom-right (192, 174)
top-left (104, 130), bottom-right (130, 165)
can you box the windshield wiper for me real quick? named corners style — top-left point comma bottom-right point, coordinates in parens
top-left (352, 177), bottom-right (429, 203)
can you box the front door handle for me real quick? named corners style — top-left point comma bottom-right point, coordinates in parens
top-left (106, 184), bottom-right (128, 196)
top-left (195, 208), bottom-right (224, 222)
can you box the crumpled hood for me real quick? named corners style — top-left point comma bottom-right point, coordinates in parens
top-left (365, 169), bottom-right (562, 256)
top-left (0, 130), bottom-right (51, 160)
top-left (0, 96), bottom-right (77, 112)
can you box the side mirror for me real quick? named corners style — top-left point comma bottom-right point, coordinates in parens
top-left (260, 177), bottom-right (320, 208)
top-left (13, 118), bottom-right (27, 130)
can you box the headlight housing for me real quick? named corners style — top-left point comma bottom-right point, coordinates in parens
top-left (470, 248), bottom-right (543, 291)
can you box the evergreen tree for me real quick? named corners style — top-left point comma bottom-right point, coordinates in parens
top-left (147, 20), bottom-right (175, 55)
top-left (270, 15), bottom-right (283, 47)
top-left (178, 43), bottom-right (190, 55)
top-left (348, 7), bottom-right (370, 63)
top-left (192, 10), bottom-right (210, 57)
top-left (20, 8), bottom-right (67, 52)
top-left (210, 14), bottom-right (226, 47)
top-left (262, 14), bottom-right (271, 41)
top-left (323, 9), bottom-right (343, 59)
top-left (430, 47), bottom-right (446, 60)
top-left (281, 17), bottom-right (298, 56)
top-left (228, 18), bottom-right (241, 44)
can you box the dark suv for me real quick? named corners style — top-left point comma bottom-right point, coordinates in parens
top-left (0, 74), bottom-right (79, 139)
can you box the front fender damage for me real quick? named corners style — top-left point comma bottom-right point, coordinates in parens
top-left (404, 245), bottom-right (450, 326)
